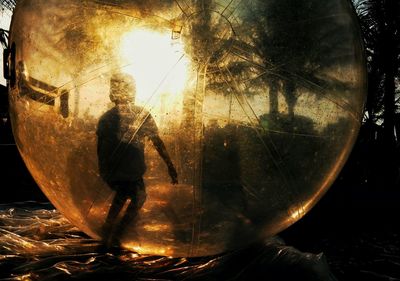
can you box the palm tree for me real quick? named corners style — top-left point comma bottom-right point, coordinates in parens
top-left (208, 0), bottom-right (358, 122)
top-left (355, 0), bottom-right (399, 132)
top-left (354, 0), bottom-right (400, 185)
top-left (260, 0), bottom-right (360, 117)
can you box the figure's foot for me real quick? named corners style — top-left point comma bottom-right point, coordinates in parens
top-left (107, 235), bottom-right (122, 249)
top-left (97, 243), bottom-right (113, 253)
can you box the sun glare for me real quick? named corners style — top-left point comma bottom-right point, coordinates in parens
top-left (119, 29), bottom-right (190, 113)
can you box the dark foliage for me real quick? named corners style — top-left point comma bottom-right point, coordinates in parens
top-left (353, 0), bottom-right (400, 187)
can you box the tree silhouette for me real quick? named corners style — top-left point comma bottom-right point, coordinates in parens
top-left (208, 0), bottom-right (358, 120)
top-left (355, 0), bottom-right (399, 128)
top-left (354, 0), bottom-right (400, 185)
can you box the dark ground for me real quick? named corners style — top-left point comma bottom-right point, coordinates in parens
top-left (280, 139), bottom-right (400, 281)
top-left (1, 116), bottom-right (400, 280)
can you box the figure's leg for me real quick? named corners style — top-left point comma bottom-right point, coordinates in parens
top-left (111, 180), bottom-right (147, 244)
top-left (113, 199), bottom-right (140, 241)
top-left (102, 187), bottom-right (128, 246)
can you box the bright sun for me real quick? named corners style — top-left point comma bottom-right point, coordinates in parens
top-left (119, 29), bottom-right (190, 113)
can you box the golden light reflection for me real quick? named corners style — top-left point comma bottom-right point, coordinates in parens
top-left (124, 243), bottom-right (172, 256)
top-left (143, 224), bottom-right (170, 232)
top-left (119, 29), bottom-right (190, 116)
top-left (17, 273), bottom-right (33, 281)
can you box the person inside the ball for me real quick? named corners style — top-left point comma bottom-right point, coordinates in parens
top-left (97, 72), bottom-right (178, 248)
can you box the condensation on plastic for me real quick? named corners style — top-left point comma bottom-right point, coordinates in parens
top-left (0, 203), bottom-right (337, 281)
top-left (7, 0), bottom-right (366, 257)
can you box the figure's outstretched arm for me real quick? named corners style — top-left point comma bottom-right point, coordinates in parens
top-left (150, 134), bottom-right (178, 184)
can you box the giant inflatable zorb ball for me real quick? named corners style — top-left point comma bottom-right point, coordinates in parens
top-left (7, 0), bottom-right (366, 257)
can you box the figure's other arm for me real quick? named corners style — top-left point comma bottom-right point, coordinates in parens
top-left (150, 134), bottom-right (178, 184)
top-left (145, 114), bottom-right (178, 184)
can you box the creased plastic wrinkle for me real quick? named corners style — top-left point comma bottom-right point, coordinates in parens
top-left (0, 202), bottom-right (337, 281)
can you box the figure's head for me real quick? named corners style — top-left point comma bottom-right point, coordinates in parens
top-left (109, 72), bottom-right (136, 104)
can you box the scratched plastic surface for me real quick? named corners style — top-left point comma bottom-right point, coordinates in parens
top-left (7, 0), bottom-right (366, 257)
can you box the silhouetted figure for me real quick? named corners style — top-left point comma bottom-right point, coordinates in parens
top-left (97, 73), bottom-right (178, 248)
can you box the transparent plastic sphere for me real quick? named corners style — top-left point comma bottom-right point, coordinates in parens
top-left (8, 0), bottom-right (366, 257)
